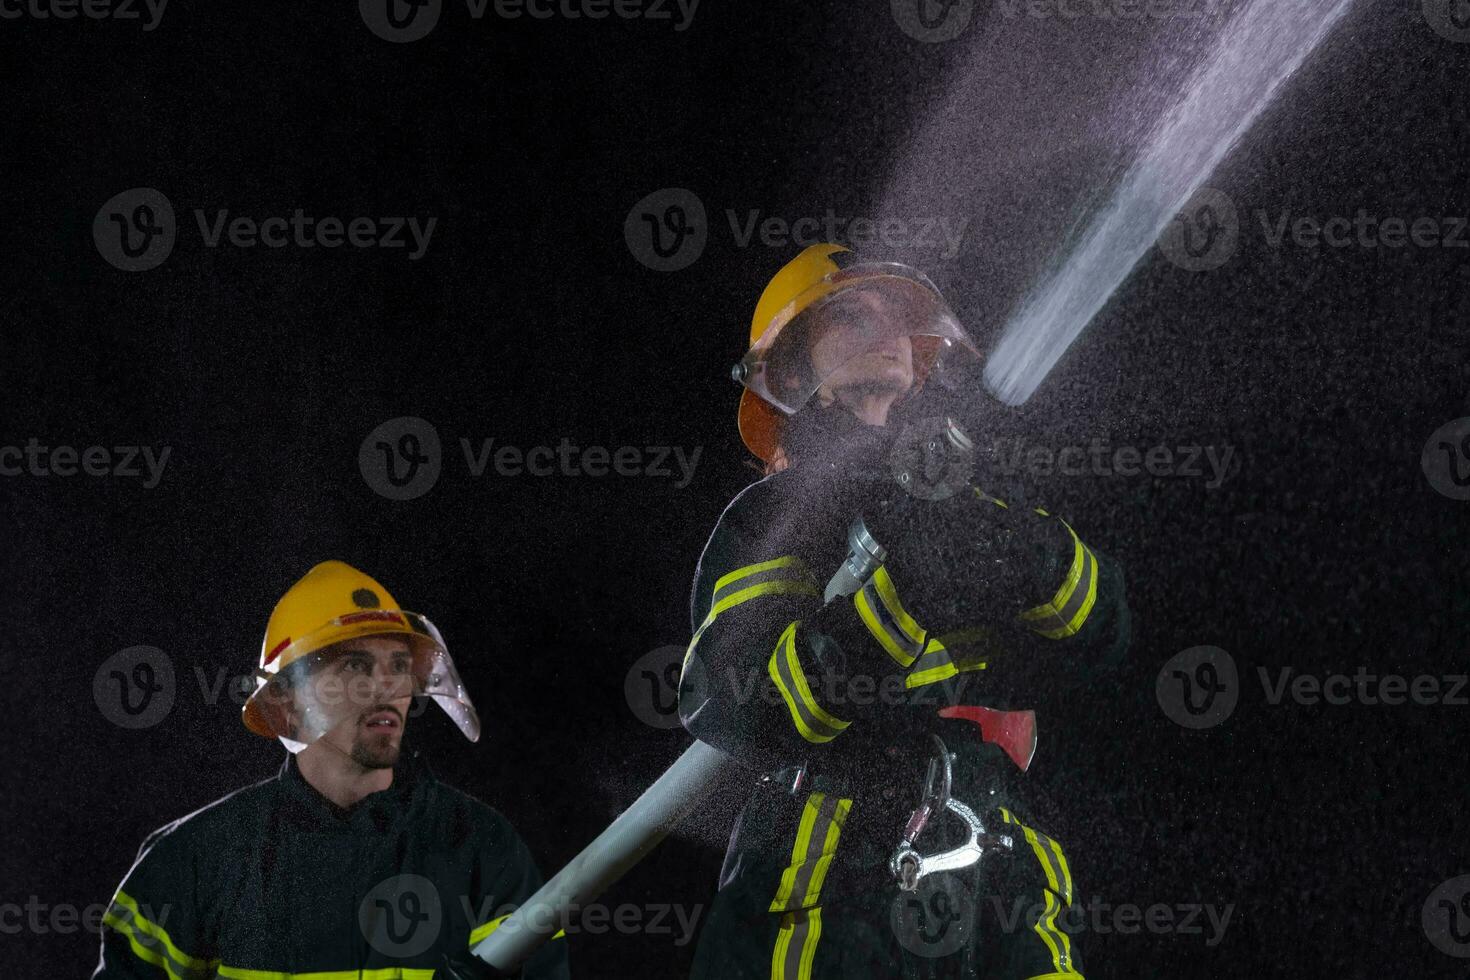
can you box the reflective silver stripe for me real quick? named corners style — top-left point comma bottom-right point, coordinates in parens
top-left (1022, 538), bottom-right (1097, 638)
top-left (771, 793), bottom-right (852, 912)
top-left (104, 901), bottom-right (215, 980)
top-left (768, 626), bottom-right (848, 743)
top-left (858, 578), bottom-right (924, 663)
top-left (772, 908), bottom-right (822, 980)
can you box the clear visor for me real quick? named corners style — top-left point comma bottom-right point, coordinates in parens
top-left (246, 611), bottom-right (481, 754)
top-left (736, 263), bottom-right (981, 416)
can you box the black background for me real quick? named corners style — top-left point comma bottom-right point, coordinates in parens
top-left (2, 0), bottom-right (1467, 977)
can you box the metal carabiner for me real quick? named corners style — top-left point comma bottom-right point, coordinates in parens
top-left (890, 735), bottom-right (1014, 892)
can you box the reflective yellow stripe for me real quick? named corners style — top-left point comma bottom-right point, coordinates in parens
top-left (467, 911), bottom-right (568, 947)
top-left (216, 969), bottom-right (438, 979)
top-left (683, 558), bottom-right (818, 684)
top-left (714, 555), bottom-right (807, 594)
top-left (772, 794), bottom-right (825, 911)
top-left (104, 890), bottom-right (217, 980)
top-left (853, 566), bottom-right (927, 668)
top-left (711, 578), bottom-right (818, 620)
top-left (767, 623), bottom-right (851, 744)
top-left (974, 487), bottom-right (1010, 508)
top-left (770, 793), bottom-right (853, 911)
top-left (771, 907), bottom-right (823, 980)
top-left (804, 798), bottom-right (851, 906)
top-left (1022, 974), bottom-right (1085, 979)
top-left (905, 639), bottom-right (957, 689)
top-left (1019, 520), bottom-right (1098, 639)
top-left (905, 630), bottom-right (993, 690)
top-left (872, 567), bottom-right (924, 645)
top-left (1000, 810), bottom-right (1078, 975)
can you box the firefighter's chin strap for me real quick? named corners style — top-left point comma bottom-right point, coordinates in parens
top-left (889, 734), bottom-right (1015, 892)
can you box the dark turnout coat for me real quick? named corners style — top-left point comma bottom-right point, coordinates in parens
top-left (93, 750), bottom-right (569, 979)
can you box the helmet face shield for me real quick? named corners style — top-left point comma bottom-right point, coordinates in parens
top-left (243, 610), bottom-right (481, 753)
top-left (735, 262), bottom-right (981, 416)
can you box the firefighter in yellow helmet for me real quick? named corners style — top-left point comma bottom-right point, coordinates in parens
top-left (94, 561), bottom-right (569, 979)
top-left (681, 245), bottom-right (1131, 978)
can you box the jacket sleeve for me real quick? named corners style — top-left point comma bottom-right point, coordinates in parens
top-left (462, 814), bottom-right (570, 980)
top-left (889, 494), bottom-right (1132, 708)
top-left (92, 824), bottom-right (215, 980)
top-left (677, 482), bottom-right (912, 771)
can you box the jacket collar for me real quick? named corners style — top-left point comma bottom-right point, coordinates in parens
top-left (277, 746), bottom-right (435, 834)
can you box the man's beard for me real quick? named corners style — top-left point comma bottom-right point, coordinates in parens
top-left (349, 731), bottom-right (401, 769)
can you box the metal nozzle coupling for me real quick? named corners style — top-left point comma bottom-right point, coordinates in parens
top-left (822, 517), bottom-right (888, 605)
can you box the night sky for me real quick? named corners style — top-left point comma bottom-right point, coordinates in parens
top-left (3, 1), bottom-right (1468, 977)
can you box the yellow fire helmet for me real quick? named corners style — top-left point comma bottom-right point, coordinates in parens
top-left (732, 243), bottom-right (982, 464)
top-left (242, 560), bottom-right (481, 753)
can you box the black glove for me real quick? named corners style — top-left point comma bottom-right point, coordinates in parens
top-left (439, 947), bottom-right (513, 979)
top-left (865, 489), bottom-right (1073, 635)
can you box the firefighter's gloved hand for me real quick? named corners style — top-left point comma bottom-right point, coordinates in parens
top-left (439, 947), bottom-right (513, 979)
top-left (867, 490), bottom-right (1070, 633)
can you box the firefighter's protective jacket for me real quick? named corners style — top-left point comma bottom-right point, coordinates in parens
top-left (678, 437), bottom-right (1130, 775)
top-left (93, 750), bottom-right (569, 979)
